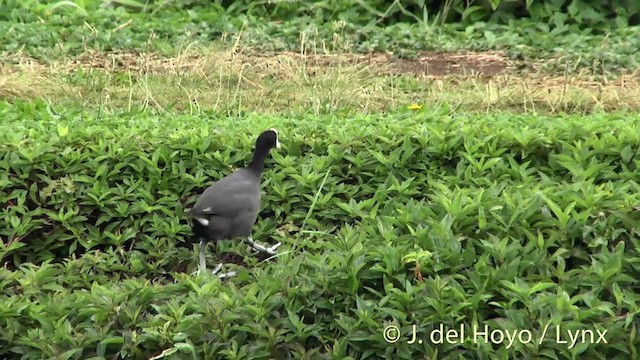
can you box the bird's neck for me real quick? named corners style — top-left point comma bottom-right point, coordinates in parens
top-left (248, 151), bottom-right (267, 173)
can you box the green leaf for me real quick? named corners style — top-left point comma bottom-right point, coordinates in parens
top-left (57, 124), bottom-right (69, 137)
top-left (528, 282), bottom-right (556, 296)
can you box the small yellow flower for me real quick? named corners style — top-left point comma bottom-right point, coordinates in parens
top-left (408, 103), bottom-right (422, 111)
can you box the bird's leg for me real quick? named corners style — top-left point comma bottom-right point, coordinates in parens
top-left (191, 239), bottom-right (208, 276)
top-left (246, 236), bottom-right (281, 255)
top-left (191, 240), bottom-right (236, 278)
top-left (199, 240), bottom-right (207, 272)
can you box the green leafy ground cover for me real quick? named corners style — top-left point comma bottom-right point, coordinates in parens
top-left (2, 101), bottom-right (640, 359)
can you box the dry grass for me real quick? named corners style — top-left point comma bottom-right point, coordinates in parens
top-left (1, 44), bottom-right (639, 115)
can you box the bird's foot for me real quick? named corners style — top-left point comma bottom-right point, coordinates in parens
top-left (247, 237), bottom-right (282, 255)
top-left (211, 263), bottom-right (237, 279)
top-left (192, 263), bottom-right (236, 279)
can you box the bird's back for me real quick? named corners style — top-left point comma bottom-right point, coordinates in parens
top-left (190, 168), bottom-right (262, 241)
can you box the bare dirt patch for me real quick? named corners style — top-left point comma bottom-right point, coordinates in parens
top-left (279, 51), bottom-right (511, 77)
top-left (3, 49), bottom-right (510, 77)
top-left (389, 52), bottom-right (509, 77)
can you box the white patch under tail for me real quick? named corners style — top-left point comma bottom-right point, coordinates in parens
top-left (195, 217), bottom-right (210, 226)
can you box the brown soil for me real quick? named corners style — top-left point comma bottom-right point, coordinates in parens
top-left (387, 52), bottom-right (510, 76)
top-left (265, 51), bottom-right (512, 77)
top-left (4, 50), bottom-right (512, 77)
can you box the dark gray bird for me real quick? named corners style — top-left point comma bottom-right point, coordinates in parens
top-left (189, 128), bottom-right (281, 278)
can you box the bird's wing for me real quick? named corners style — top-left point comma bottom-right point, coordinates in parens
top-left (190, 171), bottom-right (260, 219)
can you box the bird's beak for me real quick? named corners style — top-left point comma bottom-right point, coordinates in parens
top-left (270, 128), bottom-right (281, 149)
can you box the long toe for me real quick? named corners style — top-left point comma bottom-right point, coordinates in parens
top-left (266, 242), bottom-right (282, 254)
top-left (210, 263), bottom-right (236, 279)
top-left (218, 271), bottom-right (237, 279)
top-left (211, 263), bottom-right (223, 275)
